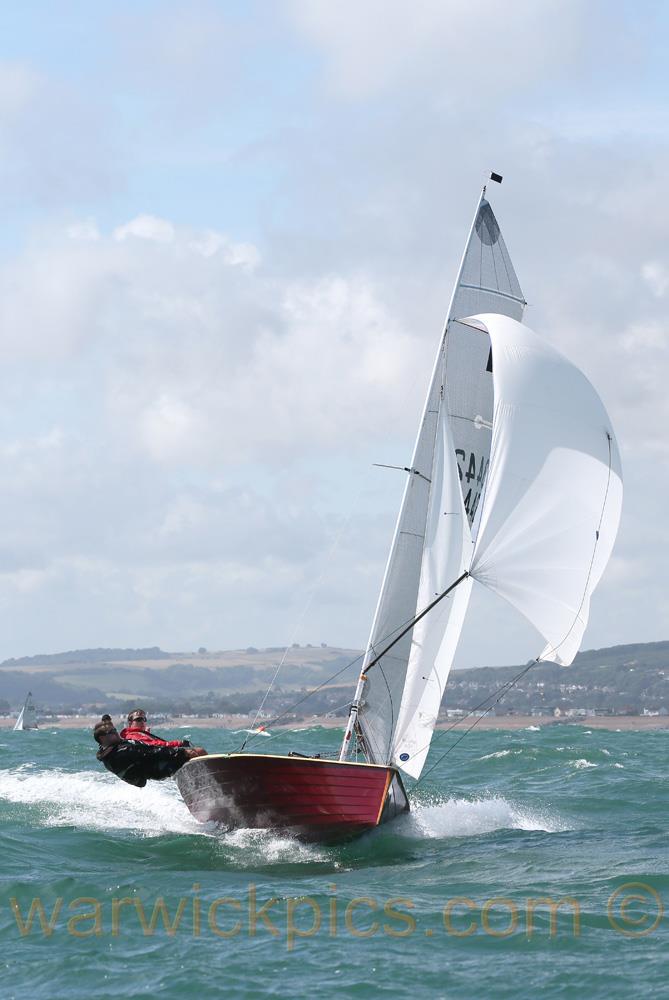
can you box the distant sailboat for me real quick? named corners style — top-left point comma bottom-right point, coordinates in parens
top-left (13, 692), bottom-right (38, 731)
top-left (176, 179), bottom-right (623, 841)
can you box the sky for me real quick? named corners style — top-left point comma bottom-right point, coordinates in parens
top-left (0, 0), bottom-right (667, 667)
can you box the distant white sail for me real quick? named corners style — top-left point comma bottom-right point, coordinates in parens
top-left (13, 692), bottom-right (38, 731)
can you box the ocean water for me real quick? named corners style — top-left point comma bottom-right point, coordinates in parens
top-left (0, 724), bottom-right (667, 999)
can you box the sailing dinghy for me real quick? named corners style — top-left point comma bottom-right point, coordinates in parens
top-left (13, 691), bottom-right (38, 731)
top-left (177, 181), bottom-right (623, 841)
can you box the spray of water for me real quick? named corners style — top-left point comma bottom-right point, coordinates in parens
top-left (404, 795), bottom-right (571, 838)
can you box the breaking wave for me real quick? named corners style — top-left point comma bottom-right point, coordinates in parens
top-left (0, 764), bottom-right (203, 836)
top-left (405, 795), bottom-right (570, 838)
top-left (0, 765), bottom-right (327, 864)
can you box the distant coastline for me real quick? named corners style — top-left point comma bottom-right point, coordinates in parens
top-left (2, 639), bottom-right (669, 724)
top-left (2, 713), bottom-right (668, 732)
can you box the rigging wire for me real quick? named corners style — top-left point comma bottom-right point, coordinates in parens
top-left (239, 650), bottom-right (365, 744)
top-left (413, 659), bottom-right (539, 788)
top-left (238, 482), bottom-right (367, 752)
top-left (235, 579), bottom-right (462, 753)
top-left (235, 602), bottom-right (428, 753)
top-left (237, 368), bottom-right (442, 756)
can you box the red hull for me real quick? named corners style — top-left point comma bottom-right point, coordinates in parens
top-left (176, 753), bottom-right (409, 843)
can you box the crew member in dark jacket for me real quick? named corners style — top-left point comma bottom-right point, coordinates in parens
top-left (93, 714), bottom-right (206, 788)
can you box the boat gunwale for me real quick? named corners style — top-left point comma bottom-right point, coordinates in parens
top-left (180, 752), bottom-right (398, 771)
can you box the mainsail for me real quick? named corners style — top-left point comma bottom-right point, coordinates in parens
top-left (351, 192), bottom-right (525, 776)
top-left (446, 197), bottom-right (525, 527)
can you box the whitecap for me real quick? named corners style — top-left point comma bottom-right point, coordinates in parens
top-left (571, 759), bottom-right (597, 769)
top-left (613, 763), bottom-right (624, 769)
top-left (406, 796), bottom-right (570, 838)
top-left (0, 766), bottom-right (204, 837)
top-left (524, 725), bottom-right (541, 732)
top-left (0, 765), bottom-right (328, 861)
top-left (219, 827), bottom-right (325, 864)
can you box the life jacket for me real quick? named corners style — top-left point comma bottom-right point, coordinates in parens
top-left (119, 726), bottom-right (184, 748)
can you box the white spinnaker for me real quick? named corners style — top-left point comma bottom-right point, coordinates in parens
top-left (357, 194), bottom-right (524, 766)
top-left (468, 314), bottom-right (623, 666)
top-left (390, 398), bottom-right (473, 779)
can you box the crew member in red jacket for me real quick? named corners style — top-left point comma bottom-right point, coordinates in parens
top-left (121, 709), bottom-right (207, 757)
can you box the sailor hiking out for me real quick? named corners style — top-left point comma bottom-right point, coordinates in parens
top-left (93, 711), bottom-right (206, 788)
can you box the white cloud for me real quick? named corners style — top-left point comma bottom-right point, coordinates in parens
top-left (67, 219), bottom-right (101, 242)
top-left (0, 216), bottom-right (416, 462)
top-left (139, 393), bottom-right (206, 463)
top-left (0, 62), bottom-right (41, 115)
top-left (0, 3), bottom-right (667, 665)
top-left (641, 261), bottom-right (669, 298)
top-left (111, 2), bottom-right (247, 127)
top-left (0, 235), bottom-right (115, 360)
top-left (0, 213), bottom-right (422, 654)
top-left (0, 59), bottom-right (118, 205)
top-left (287, 0), bottom-right (590, 100)
top-left (114, 215), bottom-right (176, 244)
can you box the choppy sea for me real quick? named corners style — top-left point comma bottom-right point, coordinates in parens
top-left (0, 724), bottom-right (667, 999)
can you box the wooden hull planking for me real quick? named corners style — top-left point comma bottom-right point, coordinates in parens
top-left (176, 753), bottom-right (409, 843)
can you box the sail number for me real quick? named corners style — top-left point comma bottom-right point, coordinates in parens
top-left (455, 450), bottom-right (488, 519)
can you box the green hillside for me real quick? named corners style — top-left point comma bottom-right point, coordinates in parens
top-left (1, 640), bottom-right (668, 717)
